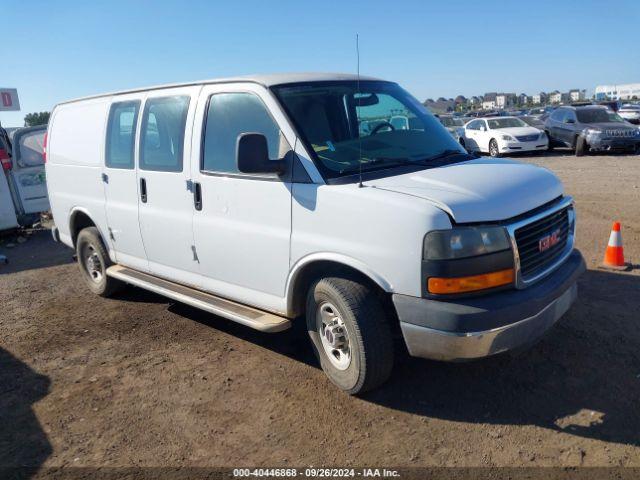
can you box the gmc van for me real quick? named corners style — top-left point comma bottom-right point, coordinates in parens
top-left (46, 73), bottom-right (585, 394)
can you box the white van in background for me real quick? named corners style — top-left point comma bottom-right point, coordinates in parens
top-left (6, 125), bottom-right (49, 226)
top-left (0, 124), bottom-right (48, 230)
top-left (46, 73), bottom-right (585, 394)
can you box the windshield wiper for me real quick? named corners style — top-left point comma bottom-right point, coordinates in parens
top-left (423, 149), bottom-right (474, 165)
top-left (338, 156), bottom-right (414, 174)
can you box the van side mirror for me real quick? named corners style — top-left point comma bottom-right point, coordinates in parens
top-left (480, 126), bottom-right (486, 132)
top-left (236, 133), bottom-right (286, 175)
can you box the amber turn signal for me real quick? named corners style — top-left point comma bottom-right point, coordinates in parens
top-left (428, 268), bottom-right (515, 294)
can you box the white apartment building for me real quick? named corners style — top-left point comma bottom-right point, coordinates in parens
top-left (595, 83), bottom-right (640, 101)
top-left (569, 89), bottom-right (586, 102)
top-left (549, 91), bottom-right (562, 104)
top-left (496, 93), bottom-right (516, 109)
top-left (482, 100), bottom-right (496, 110)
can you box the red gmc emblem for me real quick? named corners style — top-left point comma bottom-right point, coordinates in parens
top-left (539, 228), bottom-right (561, 252)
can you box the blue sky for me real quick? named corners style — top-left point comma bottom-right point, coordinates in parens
top-left (2, 0), bottom-right (639, 126)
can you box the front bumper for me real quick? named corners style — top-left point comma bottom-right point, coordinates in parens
top-left (587, 136), bottom-right (640, 151)
top-left (500, 139), bottom-right (548, 153)
top-left (395, 250), bottom-right (585, 361)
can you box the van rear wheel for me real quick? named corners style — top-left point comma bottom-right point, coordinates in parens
top-left (76, 227), bottom-right (123, 297)
top-left (306, 276), bottom-right (394, 395)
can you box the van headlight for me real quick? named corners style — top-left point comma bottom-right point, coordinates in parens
top-left (501, 134), bottom-right (516, 141)
top-left (423, 226), bottom-right (511, 260)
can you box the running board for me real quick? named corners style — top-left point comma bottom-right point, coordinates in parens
top-left (106, 265), bottom-right (291, 333)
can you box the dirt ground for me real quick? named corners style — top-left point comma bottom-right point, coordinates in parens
top-left (1, 152), bottom-right (639, 475)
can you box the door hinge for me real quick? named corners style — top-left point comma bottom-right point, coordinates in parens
top-left (108, 227), bottom-right (115, 241)
top-left (101, 173), bottom-right (109, 183)
top-left (191, 245), bottom-right (199, 263)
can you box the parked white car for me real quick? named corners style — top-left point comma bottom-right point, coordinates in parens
top-left (619, 104), bottom-right (640, 124)
top-left (46, 73), bottom-right (584, 394)
top-left (463, 116), bottom-right (548, 157)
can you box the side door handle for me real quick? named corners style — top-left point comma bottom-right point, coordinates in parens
top-left (193, 182), bottom-right (202, 211)
top-left (140, 178), bottom-right (147, 203)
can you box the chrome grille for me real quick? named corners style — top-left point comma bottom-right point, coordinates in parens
top-left (514, 207), bottom-right (570, 278)
top-left (604, 129), bottom-right (635, 138)
top-left (516, 134), bottom-right (540, 142)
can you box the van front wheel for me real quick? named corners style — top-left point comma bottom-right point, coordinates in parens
top-left (306, 276), bottom-right (394, 395)
top-left (76, 227), bottom-right (123, 297)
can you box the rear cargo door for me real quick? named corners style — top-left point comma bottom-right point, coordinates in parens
top-left (9, 127), bottom-right (49, 215)
top-left (102, 95), bottom-right (149, 272)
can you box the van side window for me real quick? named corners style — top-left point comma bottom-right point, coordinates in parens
top-left (140, 96), bottom-right (190, 172)
top-left (105, 101), bottom-right (140, 169)
top-left (202, 93), bottom-right (284, 174)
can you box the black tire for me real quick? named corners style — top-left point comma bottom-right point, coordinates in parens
top-left (305, 276), bottom-right (394, 395)
top-left (489, 139), bottom-right (500, 157)
top-left (545, 131), bottom-right (554, 152)
top-left (575, 135), bottom-right (588, 157)
top-left (75, 227), bottom-right (123, 297)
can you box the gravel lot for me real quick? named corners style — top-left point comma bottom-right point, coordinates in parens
top-left (1, 152), bottom-right (639, 474)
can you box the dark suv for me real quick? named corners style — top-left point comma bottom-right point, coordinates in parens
top-left (544, 105), bottom-right (640, 156)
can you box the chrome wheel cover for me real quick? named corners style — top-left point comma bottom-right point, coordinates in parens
top-left (317, 301), bottom-right (351, 370)
top-left (82, 243), bottom-right (103, 283)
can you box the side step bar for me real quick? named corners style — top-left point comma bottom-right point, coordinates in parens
top-left (106, 265), bottom-right (291, 333)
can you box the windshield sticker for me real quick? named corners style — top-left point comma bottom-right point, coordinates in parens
top-left (326, 141), bottom-right (336, 152)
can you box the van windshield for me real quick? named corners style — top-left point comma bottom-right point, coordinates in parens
top-left (272, 81), bottom-right (466, 179)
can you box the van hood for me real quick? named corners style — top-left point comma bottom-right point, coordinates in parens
top-left (367, 158), bottom-right (563, 223)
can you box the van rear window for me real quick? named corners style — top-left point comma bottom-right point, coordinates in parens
top-left (105, 101), bottom-right (140, 169)
top-left (18, 130), bottom-right (46, 167)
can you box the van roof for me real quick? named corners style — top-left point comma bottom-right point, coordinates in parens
top-left (57, 72), bottom-right (386, 105)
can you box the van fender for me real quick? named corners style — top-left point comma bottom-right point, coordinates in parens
top-left (68, 206), bottom-right (115, 261)
top-left (285, 252), bottom-right (394, 315)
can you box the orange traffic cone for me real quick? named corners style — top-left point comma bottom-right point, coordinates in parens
top-left (601, 222), bottom-right (631, 271)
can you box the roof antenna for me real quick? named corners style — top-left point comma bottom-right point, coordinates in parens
top-left (356, 33), bottom-right (364, 188)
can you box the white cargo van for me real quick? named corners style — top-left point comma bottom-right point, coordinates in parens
top-left (46, 73), bottom-right (585, 394)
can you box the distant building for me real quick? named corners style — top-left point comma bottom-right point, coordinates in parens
top-left (469, 96), bottom-right (482, 106)
top-left (549, 91), bottom-right (562, 104)
top-left (482, 92), bottom-right (497, 110)
top-left (518, 93), bottom-right (529, 106)
top-left (482, 100), bottom-right (496, 110)
top-left (496, 93), bottom-right (516, 109)
top-left (595, 83), bottom-right (640, 101)
top-left (569, 89), bottom-right (586, 102)
top-left (532, 92), bottom-right (547, 105)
